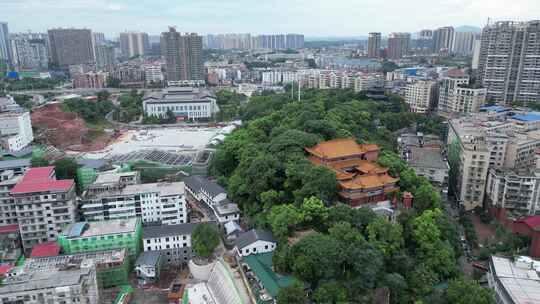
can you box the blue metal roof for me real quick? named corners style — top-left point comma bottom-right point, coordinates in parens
top-left (68, 222), bottom-right (88, 238)
top-left (480, 105), bottom-right (510, 113)
top-left (511, 114), bottom-right (540, 122)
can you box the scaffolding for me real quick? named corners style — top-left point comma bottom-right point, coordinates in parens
top-left (76, 167), bottom-right (97, 192)
top-left (57, 219), bottom-right (142, 260)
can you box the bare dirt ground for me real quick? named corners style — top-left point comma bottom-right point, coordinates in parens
top-left (31, 103), bottom-right (116, 152)
top-left (471, 213), bottom-right (496, 243)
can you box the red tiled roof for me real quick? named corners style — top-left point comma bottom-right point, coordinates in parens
top-left (10, 166), bottom-right (74, 194)
top-left (521, 216), bottom-right (540, 229)
top-left (0, 224), bottom-right (19, 234)
top-left (30, 241), bottom-right (61, 257)
top-left (0, 263), bottom-right (13, 276)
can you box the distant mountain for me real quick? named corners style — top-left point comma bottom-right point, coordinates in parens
top-left (455, 25), bottom-right (482, 33)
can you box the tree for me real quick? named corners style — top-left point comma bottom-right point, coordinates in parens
top-left (367, 217), bottom-right (404, 258)
top-left (31, 156), bottom-right (49, 167)
top-left (313, 281), bottom-right (348, 304)
top-left (53, 158), bottom-right (79, 180)
top-left (412, 209), bottom-right (457, 279)
top-left (277, 282), bottom-right (307, 304)
top-left (379, 273), bottom-right (410, 304)
top-left (268, 204), bottom-right (303, 239)
top-left (290, 233), bottom-right (342, 287)
top-left (97, 90), bottom-right (111, 102)
top-left (408, 264), bottom-right (438, 297)
top-left (300, 197), bottom-right (328, 228)
top-left (192, 223), bottom-right (220, 259)
top-left (446, 278), bottom-right (495, 304)
top-left (414, 182), bottom-right (441, 212)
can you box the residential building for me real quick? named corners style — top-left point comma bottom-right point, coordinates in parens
top-left (387, 32), bottom-right (410, 59)
top-left (0, 224), bottom-right (21, 263)
top-left (486, 167), bottom-right (540, 216)
top-left (142, 87), bottom-right (219, 120)
top-left (0, 159), bottom-right (30, 176)
top-left (24, 248), bottom-right (129, 288)
top-left (437, 69), bottom-right (472, 116)
top-left (9, 166), bottom-right (77, 251)
top-left (433, 26), bottom-right (455, 54)
top-left (452, 32), bottom-right (477, 55)
top-left (9, 32), bottom-right (49, 70)
top-left (0, 22), bottom-right (11, 66)
top-left (398, 133), bottom-right (448, 188)
top-left (161, 27), bottom-right (204, 81)
top-left (135, 251), bottom-right (161, 285)
top-left (85, 170), bottom-right (140, 196)
top-left (234, 229), bottom-right (276, 257)
top-left (404, 80), bottom-right (437, 113)
top-left (58, 218), bottom-right (142, 258)
top-left (0, 170), bottom-right (23, 227)
top-left (451, 84), bottom-right (487, 114)
top-left (110, 63), bottom-right (145, 87)
top-left (94, 44), bottom-right (115, 70)
top-left (413, 29), bottom-right (434, 53)
top-left (0, 108), bottom-right (33, 152)
top-left (119, 31), bottom-right (149, 58)
top-left (487, 256), bottom-right (540, 304)
top-left (142, 222), bottom-right (200, 265)
top-left (478, 20), bottom-right (540, 104)
top-left (143, 63), bottom-right (164, 84)
top-left (73, 71), bottom-right (108, 89)
top-left (368, 32), bottom-right (381, 58)
top-left (184, 175), bottom-right (240, 224)
top-left (0, 259), bottom-right (100, 304)
top-left (306, 139), bottom-right (399, 207)
top-left (48, 28), bottom-right (94, 68)
top-left (81, 179), bottom-right (187, 225)
top-left (92, 32), bottom-right (105, 47)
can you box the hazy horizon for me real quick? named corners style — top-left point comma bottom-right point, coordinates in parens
top-left (3, 0), bottom-right (539, 37)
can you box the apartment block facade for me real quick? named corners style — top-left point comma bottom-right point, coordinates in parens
top-left (404, 80), bottom-right (437, 113)
top-left (478, 20), bottom-right (540, 104)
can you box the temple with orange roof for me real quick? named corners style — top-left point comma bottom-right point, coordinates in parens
top-left (306, 138), bottom-right (399, 207)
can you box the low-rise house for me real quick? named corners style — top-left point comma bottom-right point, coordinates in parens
top-left (184, 176), bottom-right (240, 224)
top-left (142, 223), bottom-right (199, 265)
top-left (135, 251), bottom-right (162, 286)
top-left (235, 229), bottom-right (277, 257)
top-left (407, 147), bottom-right (449, 188)
top-left (0, 159), bottom-right (30, 176)
top-left (142, 87), bottom-right (219, 120)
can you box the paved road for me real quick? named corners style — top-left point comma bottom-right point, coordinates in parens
top-left (8, 88), bottom-right (156, 95)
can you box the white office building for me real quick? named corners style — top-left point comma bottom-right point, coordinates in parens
top-left (143, 64), bottom-right (164, 84)
top-left (143, 87), bottom-right (219, 120)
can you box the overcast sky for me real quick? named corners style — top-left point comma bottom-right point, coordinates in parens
top-left (2, 0), bottom-right (540, 37)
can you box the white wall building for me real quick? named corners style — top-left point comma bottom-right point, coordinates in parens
top-left (143, 64), bottom-right (164, 83)
top-left (0, 111), bottom-right (34, 152)
top-left (142, 222), bottom-right (200, 265)
top-left (234, 229), bottom-right (277, 257)
top-left (143, 87), bottom-right (218, 120)
top-left (81, 181), bottom-right (187, 225)
top-left (404, 80), bottom-right (436, 113)
top-left (488, 256), bottom-right (540, 304)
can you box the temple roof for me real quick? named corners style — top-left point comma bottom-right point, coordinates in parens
top-left (305, 138), bottom-right (379, 160)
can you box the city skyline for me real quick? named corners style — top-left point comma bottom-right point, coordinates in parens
top-left (3, 0), bottom-right (540, 37)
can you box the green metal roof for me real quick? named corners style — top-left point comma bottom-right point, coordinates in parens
top-left (242, 252), bottom-right (296, 298)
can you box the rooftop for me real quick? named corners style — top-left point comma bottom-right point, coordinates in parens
top-left (62, 218), bottom-right (139, 238)
top-left (511, 113), bottom-right (540, 123)
top-left (93, 171), bottom-right (138, 185)
top-left (408, 147), bottom-right (448, 170)
top-left (184, 175), bottom-right (226, 198)
top-left (0, 159), bottom-right (30, 170)
top-left (490, 256), bottom-right (540, 304)
top-left (242, 252), bottom-right (296, 298)
top-left (24, 249), bottom-right (127, 272)
top-left (235, 229), bottom-right (276, 250)
top-left (30, 242), bottom-right (61, 258)
top-left (10, 166), bottom-right (74, 195)
top-left (305, 138), bottom-right (379, 160)
top-left (143, 223), bottom-right (199, 239)
top-left (0, 266), bottom-right (94, 292)
top-left (143, 87), bottom-right (215, 104)
top-left (0, 224), bottom-right (19, 235)
top-left (123, 181), bottom-right (184, 197)
top-left (135, 251), bottom-right (161, 267)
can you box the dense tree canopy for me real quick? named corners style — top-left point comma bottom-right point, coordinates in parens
top-left (192, 223), bottom-right (220, 259)
top-left (210, 89), bottom-right (466, 302)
